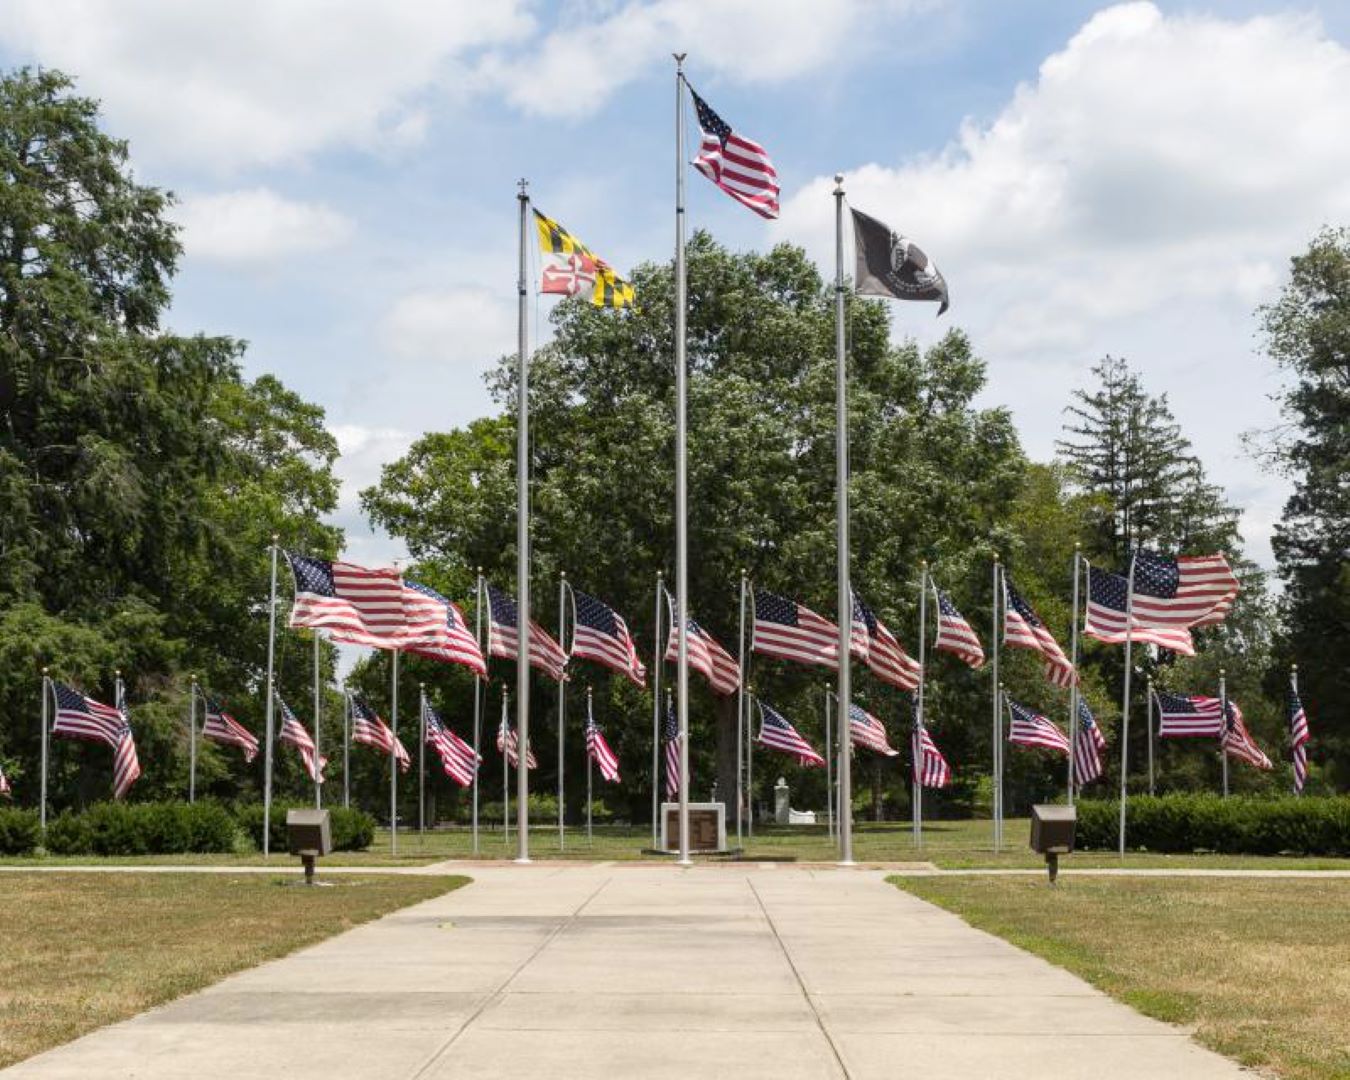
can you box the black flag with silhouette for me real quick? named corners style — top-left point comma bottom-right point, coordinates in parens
top-left (851, 208), bottom-right (949, 315)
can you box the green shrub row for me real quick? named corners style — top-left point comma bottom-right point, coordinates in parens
top-left (234, 802), bottom-right (375, 853)
top-left (1076, 794), bottom-right (1350, 855)
top-left (0, 807), bottom-right (40, 855)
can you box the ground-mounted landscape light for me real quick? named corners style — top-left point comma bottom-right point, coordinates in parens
top-left (1029, 804), bottom-right (1076, 885)
top-left (286, 808), bottom-right (332, 885)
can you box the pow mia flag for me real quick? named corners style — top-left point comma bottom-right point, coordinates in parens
top-left (851, 208), bottom-right (949, 315)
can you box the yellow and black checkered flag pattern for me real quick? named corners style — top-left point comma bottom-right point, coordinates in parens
top-left (534, 209), bottom-right (635, 309)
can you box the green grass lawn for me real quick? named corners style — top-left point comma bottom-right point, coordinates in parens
top-left (0, 871), bottom-right (466, 1069)
top-left (893, 875), bottom-right (1350, 1080)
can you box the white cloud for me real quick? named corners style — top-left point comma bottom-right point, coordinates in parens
top-left (775, 3), bottom-right (1350, 568)
top-left (327, 423), bottom-right (415, 567)
top-left (174, 188), bottom-right (353, 265)
top-left (384, 287), bottom-right (517, 364)
top-left (0, 0), bottom-right (533, 170)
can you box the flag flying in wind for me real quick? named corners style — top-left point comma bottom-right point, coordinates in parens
top-left (497, 715), bottom-right (538, 771)
top-left (688, 86), bottom-right (779, 219)
top-left (1084, 565), bottom-right (1195, 655)
top-left (401, 579), bottom-right (487, 677)
top-left (201, 698), bottom-right (259, 762)
top-left (52, 682), bottom-right (140, 799)
top-left (910, 699), bottom-right (951, 789)
top-left (753, 588), bottom-right (839, 669)
top-left (1221, 700), bottom-right (1272, 770)
top-left (1153, 691), bottom-right (1225, 738)
top-left (584, 697), bottom-right (621, 784)
top-left (663, 592), bottom-right (740, 696)
top-left (1073, 698), bottom-right (1107, 787)
top-left (848, 703), bottom-right (899, 757)
top-left (571, 589), bottom-right (646, 687)
top-left (662, 694), bottom-right (682, 799)
top-left (851, 208), bottom-right (949, 315)
top-left (1003, 578), bottom-right (1076, 688)
top-left (285, 552), bottom-right (405, 650)
top-left (423, 699), bottom-right (477, 788)
top-left (0, 764), bottom-right (9, 797)
top-left (350, 697), bottom-right (411, 772)
top-left (755, 699), bottom-right (825, 768)
top-left (1007, 698), bottom-right (1070, 754)
top-left (851, 590), bottom-right (921, 690)
top-left (277, 695), bottom-right (326, 782)
top-left (1289, 685), bottom-right (1310, 793)
top-left (933, 586), bottom-right (985, 668)
top-left (485, 583), bottom-right (568, 681)
top-left (1130, 551), bottom-right (1239, 629)
top-left (534, 208), bottom-right (635, 309)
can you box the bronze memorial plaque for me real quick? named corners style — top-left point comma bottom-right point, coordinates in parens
top-left (664, 807), bottom-right (722, 851)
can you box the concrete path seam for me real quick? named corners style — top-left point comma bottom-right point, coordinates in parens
top-left (406, 872), bottom-right (613, 1080)
top-left (746, 876), bottom-right (852, 1080)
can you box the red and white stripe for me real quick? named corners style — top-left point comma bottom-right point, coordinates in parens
top-left (851, 595), bottom-right (921, 691)
top-left (848, 704), bottom-right (899, 757)
top-left (489, 617), bottom-right (568, 683)
top-left (278, 697), bottom-right (326, 783)
top-left (1085, 600), bottom-right (1196, 655)
top-left (585, 717), bottom-right (621, 784)
top-left (201, 703), bottom-right (260, 763)
top-left (665, 618), bottom-right (741, 697)
top-left (401, 581), bottom-right (487, 676)
top-left (752, 590), bottom-right (839, 670)
top-left (1222, 700), bottom-right (1272, 770)
top-left (352, 707), bottom-right (411, 773)
top-left (911, 726), bottom-right (951, 789)
top-left (1134, 554), bottom-right (1239, 629)
top-left (933, 587), bottom-right (985, 669)
top-left (1003, 586), bottom-right (1077, 688)
top-left (1007, 699), bottom-right (1070, 754)
top-left (1154, 692), bottom-right (1225, 738)
top-left (289, 556), bottom-right (406, 649)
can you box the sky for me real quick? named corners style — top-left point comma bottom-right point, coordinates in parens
top-left (4, 0), bottom-right (1349, 575)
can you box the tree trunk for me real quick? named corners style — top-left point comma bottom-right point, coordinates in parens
top-left (714, 692), bottom-right (738, 825)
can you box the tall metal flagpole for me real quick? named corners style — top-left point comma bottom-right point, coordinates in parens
top-left (313, 633), bottom-right (323, 810)
top-left (586, 685), bottom-right (594, 844)
top-left (673, 54), bottom-right (692, 867)
top-left (39, 669), bottom-right (49, 834)
top-left (558, 572), bottom-right (567, 852)
top-left (1067, 546), bottom-right (1082, 805)
top-left (834, 172), bottom-right (853, 867)
top-left (472, 570), bottom-right (483, 854)
top-left (1146, 676), bottom-right (1155, 796)
top-left (916, 563), bottom-right (929, 850)
top-left (651, 571), bottom-right (663, 850)
top-left (501, 690), bottom-right (510, 839)
top-left (990, 555), bottom-right (1001, 851)
top-left (736, 570), bottom-right (747, 847)
top-left (188, 678), bottom-right (198, 803)
top-left (418, 683), bottom-right (426, 838)
top-left (390, 650), bottom-right (399, 855)
top-left (823, 683), bottom-right (833, 842)
top-left (516, 179), bottom-right (532, 864)
top-left (1118, 551), bottom-right (1138, 857)
top-left (343, 690), bottom-right (351, 809)
top-left (263, 537), bottom-right (279, 858)
top-left (1219, 668), bottom-right (1229, 798)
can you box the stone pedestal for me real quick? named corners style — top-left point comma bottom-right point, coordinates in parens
top-left (659, 802), bottom-right (728, 853)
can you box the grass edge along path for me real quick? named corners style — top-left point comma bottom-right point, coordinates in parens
top-left (891, 874), bottom-right (1350, 1080)
top-left (0, 871), bottom-right (468, 1070)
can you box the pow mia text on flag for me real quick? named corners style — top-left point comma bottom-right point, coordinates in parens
top-left (851, 208), bottom-right (949, 314)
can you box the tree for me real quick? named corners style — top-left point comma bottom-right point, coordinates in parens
top-left (1260, 227), bottom-right (1350, 788)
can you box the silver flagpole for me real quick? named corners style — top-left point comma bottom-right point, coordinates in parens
top-left (188, 678), bottom-right (198, 804)
top-left (1066, 546), bottom-right (1082, 805)
top-left (736, 570), bottom-right (747, 847)
top-left (472, 570), bottom-right (483, 854)
top-left (1118, 551), bottom-right (1138, 857)
top-left (313, 633), bottom-right (322, 810)
top-left (1146, 676), bottom-right (1155, 796)
top-left (418, 683), bottom-right (426, 838)
top-left (502, 689), bottom-right (510, 839)
top-left (343, 690), bottom-right (351, 809)
top-left (263, 538), bottom-right (279, 858)
top-left (673, 53), bottom-right (692, 867)
top-left (834, 172), bottom-right (853, 867)
top-left (990, 555), bottom-right (1001, 851)
top-left (40, 669), bottom-right (50, 834)
top-left (1220, 668), bottom-right (1229, 798)
top-left (745, 678), bottom-right (753, 839)
top-left (823, 683), bottom-right (833, 843)
top-left (515, 179), bottom-right (532, 864)
top-left (390, 649), bottom-right (399, 855)
top-left (651, 571), bottom-right (663, 849)
top-left (558, 572), bottom-right (567, 852)
top-left (586, 685), bottom-right (594, 844)
top-left (917, 563), bottom-right (928, 851)
top-left (912, 711), bottom-right (922, 852)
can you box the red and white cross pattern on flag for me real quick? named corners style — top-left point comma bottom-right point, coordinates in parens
top-left (1153, 691), bottom-right (1225, 738)
top-left (485, 583), bottom-right (568, 682)
top-left (285, 552), bottom-right (405, 650)
top-left (1073, 698), bottom-right (1107, 787)
top-left (585, 698), bottom-right (621, 784)
top-left (1006, 698), bottom-right (1070, 755)
top-left (755, 699), bottom-right (825, 768)
top-left (423, 699), bottom-right (477, 788)
top-left (1003, 577), bottom-right (1076, 688)
top-left (1084, 565), bottom-right (1195, 655)
top-left (664, 591), bottom-right (741, 696)
top-left (350, 696), bottom-right (411, 773)
top-left (752, 588), bottom-right (839, 670)
top-left (201, 698), bottom-right (260, 763)
top-left (1221, 700), bottom-right (1272, 770)
top-left (851, 590), bottom-right (921, 690)
top-left (571, 589), bottom-right (646, 688)
top-left (687, 86), bottom-right (780, 219)
top-left (848, 703), bottom-right (899, 757)
top-left (278, 695), bottom-right (326, 783)
top-left (1130, 551), bottom-right (1239, 629)
top-left (932, 585), bottom-right (985, 668)
top-left (400, 579), bottom-right (487, 677)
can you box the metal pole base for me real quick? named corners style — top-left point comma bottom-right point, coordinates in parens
top-left (1046, 852), bottom-right (1059, 886)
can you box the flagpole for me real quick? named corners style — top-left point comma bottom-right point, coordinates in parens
top-left (823, 682), bottom-right (833, 843)
top-left (473, 570), bottom-right (483, 854)
top-left (916, 563), bottom-right (928, 852)
top-left (1066, 546), bottom-right (1081, 805)
top-left (990, 555), bottom-right (1001, 851)
top-left (263, 537), bottom-right (279, 859)
top-left (1291, 663), bottom-right (1301, 797)
top-left (313, 633), bottom-right (323, 810)
top-left (390, 649), bottom-right (399, 856)
top-left (1118, 551), bottom-right (1138, 858)
top-left (736, 569), bottom-right (747, 847)
top-left (502, 689), bottom-right (510, 839)
top-left (515, 178), bottom-right (532, 864)
top-left (745, 678), bottom-right (753, 839)
top-left (418, 683), bottom-right (426, 838)
top-left (39, 669), bottom-right (49, 834)
top-left (188, 678), bottom-right (198, 804)
top-left (651, 570), bottom-right (663, 850)
top-left (1219, 667), bottom-right (1229, 798)
top-left (558, 572), bottom-right (567, 852)
top-left (343, 690), bottom-right (350, 809)
top-left (673, 53), bottom-right (692, 868)
top-left (586, 684), bottom-right (594, 844)
top-left (833, 172), bottom-right (853, 867)
top-left (1146, 676), bottom-right (1155, 796)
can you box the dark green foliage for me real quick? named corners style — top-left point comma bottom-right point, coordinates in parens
top-left (0, 806), bottom-right (40, 854)
top-left (233, 802), bottom-right (376, 853)
top-left (37, 801), bottom-right (238, 855)
top-left (1076, 795), bottom-right (1350, 855)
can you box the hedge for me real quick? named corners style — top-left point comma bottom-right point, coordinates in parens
top-left (234, 802), bottom-right (375, 853)
top-left (43, 801), bottom-right (239, 856)
top-left (0, 807), bottom-right (40, 855)
top-left (1076, 794), bottom-right (1350, 856)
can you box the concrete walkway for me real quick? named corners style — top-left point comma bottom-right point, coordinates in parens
top-left (3, 865), bottom-right (1251, 1079)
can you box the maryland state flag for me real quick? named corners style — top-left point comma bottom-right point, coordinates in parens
top-left (534, 209), bottom-right (635, 309)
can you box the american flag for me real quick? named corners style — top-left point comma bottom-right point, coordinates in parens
top-left (496, 714), bottom-right (538, 771)
top-left (485, 583), bottom-right (568, 681)
top-left (848, 703), bottom-right (899, 757)
top-left (423, 699), bottom-right (478, 788)
top-left (1130, 551), bottom-right (1239, 629)
top-left (1289, 685), bottom-right (1310, 794)
top-left (753, 588), bottom-right (839, 669)
top-left (285, 552), bottom-right (405, 650)
top-left (851, 590), bottom-right (921, 690)
top-left (571, 589), bottom-right (646, 687)
top-left (278, 695), bottom-right (326, 782)
top-left (1153, 691), bottom-right (1224, 738)
top-left (1221, 699), bottom-right (1272, 770)
top-left (910, 699), bottom-right (951, 788)
top-left (1084, 565), bottom-right (1195, 655)
top-left (662, 693), bottom-right (682, 799)
top-left (350, 696), bottom-right (411, 772)
top-left (201, 698), bottom-right (259, 762)
top-left (688, 86), bottom-right (779, 219)
top-left (1073, 698), bottom-right (1107, 787)
top-left (932, 586), bottom-right (985, 668)
top-left (52, 682), bottom-right (140, 799)
top-left (0, 763), bottom-right (10, 797)
top-left (1003, 578), bottom-right (1076, 687)
top-left (584, 697), bottom-right (621, 784)
top-left (664, 592), bottom-right (741, 696)
top-left (1006, 698), bottom-right (1070, 754)
top-left (755, 699), bottom-right (825, 768)
top-left (401, 579), bottom-right (487, 677)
